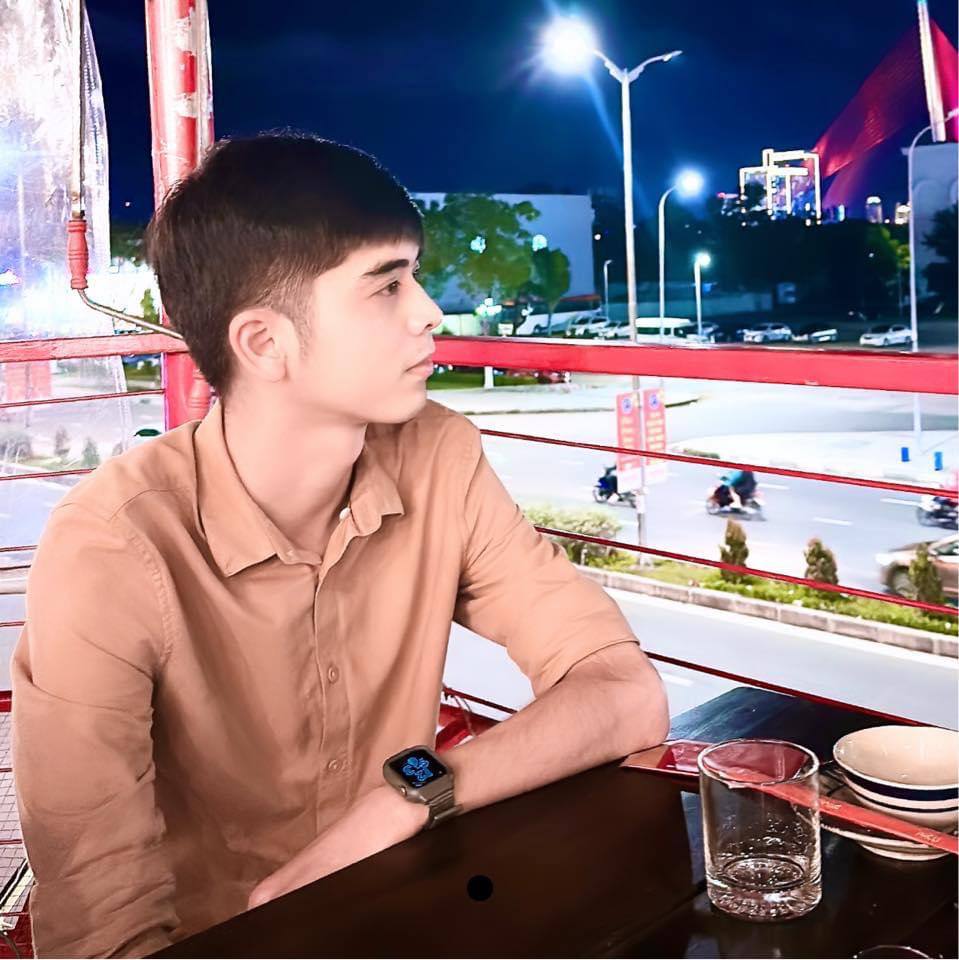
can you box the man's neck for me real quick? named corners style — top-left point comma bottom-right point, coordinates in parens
top-left (221, 393), bottom-right (367, 555)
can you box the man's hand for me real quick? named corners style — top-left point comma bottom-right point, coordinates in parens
top-left (248, 784), bottom-right (428, 909)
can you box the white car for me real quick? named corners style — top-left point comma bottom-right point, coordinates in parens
top-left (565, 315), bottom-right (610, 338)
top-left (600, 317), bottom-right (631, 340)
top-left (859, 324), bottom-right (913, 347)
top-left (743, 322), bottom-right (793, 343)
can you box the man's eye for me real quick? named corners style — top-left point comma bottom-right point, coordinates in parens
top-left (380, 279), bottom-right (401, 297)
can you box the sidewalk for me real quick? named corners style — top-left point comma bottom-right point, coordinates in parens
top-left (429, 380), bottom-right (700, 417)
top-left (671, 430), bottom-right (958, 486)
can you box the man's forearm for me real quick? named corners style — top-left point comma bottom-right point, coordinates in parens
top-left (443, 649), bottom-right (669, 815)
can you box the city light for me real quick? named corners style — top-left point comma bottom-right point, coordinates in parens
top-left (541, 18), bottom-right (597, 74)
top-left (676, 169), bottom-right (705, 198)
top-left (694, 251), bottom-right (712, 268)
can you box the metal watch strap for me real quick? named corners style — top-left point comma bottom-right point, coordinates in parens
top-left (425, 786), bottom-right (460, 829)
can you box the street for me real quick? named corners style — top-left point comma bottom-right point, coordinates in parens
top-left (445, 587), bottom-right (958, 727)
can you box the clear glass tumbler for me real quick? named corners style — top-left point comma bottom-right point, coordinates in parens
top-left (698, 738), bottom-right (822, 921)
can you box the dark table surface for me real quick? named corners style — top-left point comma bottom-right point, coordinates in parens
top-left (155, 687), bottom-right (958, 958)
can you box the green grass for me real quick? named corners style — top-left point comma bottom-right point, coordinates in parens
top-left (426, 370), bottom-right (539, 390)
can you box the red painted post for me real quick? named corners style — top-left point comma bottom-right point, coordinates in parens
top-left (144, 0), bottom-right (214, 428)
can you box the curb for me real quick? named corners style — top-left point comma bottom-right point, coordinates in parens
top-left (576, 564), bottom-right (958, 659)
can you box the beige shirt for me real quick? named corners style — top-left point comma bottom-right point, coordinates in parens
top-left (12, 399), bottom-right (638, 958)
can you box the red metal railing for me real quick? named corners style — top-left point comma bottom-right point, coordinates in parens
top-left (2, 332), bottom-right (955, 709)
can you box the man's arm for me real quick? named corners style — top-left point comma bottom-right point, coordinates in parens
top-left (248, 640), bottom-right (667, 908)
top-left (13, 503), bottom-right (179, 958)
top-left (442, 639), bottom-right (668, 813)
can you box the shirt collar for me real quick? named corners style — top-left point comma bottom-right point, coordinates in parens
top-left (194, 403), bottom-right (405, 577)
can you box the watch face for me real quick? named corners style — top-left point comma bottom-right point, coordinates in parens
top-left (389, 749), bottom-right (448, 790)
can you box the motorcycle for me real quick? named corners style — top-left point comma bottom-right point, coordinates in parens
top-left (592, 469), bottom-right (637, 508)
top-left (916, 494), bottom-right (958, 529)
top-left (705, 483), bottom-right (765, 520)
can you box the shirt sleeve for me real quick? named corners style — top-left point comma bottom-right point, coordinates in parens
top-left (453, 424), bottom-right (640, 699)
top-left (12, 502), bottom-right (179, 958)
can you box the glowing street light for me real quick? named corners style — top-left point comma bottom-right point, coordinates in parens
top-left (541, 18), bottom-right (597, 73)
top-left (693, 251), bottom-right (711, 338)
top-left (541, 16), bottom-right (682, 388)
top-left (658, 168), bottom-right (705, 337)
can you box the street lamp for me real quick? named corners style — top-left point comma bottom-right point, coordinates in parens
top-left (658, 169), bottom-right (704, 338)
top-left (693, 251), bottom-right (711, 338)
top-left (906, 107), bottom-right (959, 450)
top-left (602, 258), bottom-right (613, 318)
top-left (543, 17), bottom-right (682, 388)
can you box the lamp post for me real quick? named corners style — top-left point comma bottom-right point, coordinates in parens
top-left (658, 169), bottom-right (704, 339)
top-left (602, 258), bottom-right (612, 318)
top-left (542, 18), bottom-right (681, 390)
top-left (693, 252), bottom-right (711, 338)
top-left (906, 107), bottom-right (959, 451)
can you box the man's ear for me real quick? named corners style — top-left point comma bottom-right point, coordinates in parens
top-left (227, 307), bottom-right (295, 386)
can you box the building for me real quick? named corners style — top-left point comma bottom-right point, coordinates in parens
top-left (738, 148), bottom-right (822, 221)
top-left (905, 141), bottom-right (959, 298)
top-left (894, 203), bottom-right (911, 225)
top-left (865, 196), bottom-right (883, 223)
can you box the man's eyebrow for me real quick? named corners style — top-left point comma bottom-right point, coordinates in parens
top-left (360, 249), bottom-right (423, 280)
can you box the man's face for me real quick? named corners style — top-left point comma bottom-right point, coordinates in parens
top-left (286, 239), bottom-right (443, 426)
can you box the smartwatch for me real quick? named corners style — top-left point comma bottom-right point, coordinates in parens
top-left (382, 744), bottom-right (461, 830)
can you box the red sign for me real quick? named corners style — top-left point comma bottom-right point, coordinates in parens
top-left (615, 388), bottom-right (668, 491)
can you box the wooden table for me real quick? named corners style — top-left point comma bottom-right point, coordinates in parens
top-left (155, 688), bottom-right (958, 958)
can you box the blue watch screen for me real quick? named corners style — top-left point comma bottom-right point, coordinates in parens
top-left (390, 750), bottom-right (448, 789)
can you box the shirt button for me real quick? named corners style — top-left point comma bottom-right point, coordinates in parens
top-left (327, 759), bottom-right (341, 773)
top-left (338, 506), bottom-right (350, 521)
top-left (327, 665), bottom-right (339, 684)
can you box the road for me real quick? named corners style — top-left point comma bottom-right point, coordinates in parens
top-left (474, 382), bottom-right (958, 590)
top-left (445, 588), bottom-right (958, 728)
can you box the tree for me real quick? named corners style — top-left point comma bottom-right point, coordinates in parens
top-left (415, 199), bottom-right (459, 299)
top-left (909, 543), bottom-right (945, 606)
top-left (81, 437), bottom-right (100, 469)
top-left (922, 205), bottom-right (958, 310)
top-left (804, 538), bottom-right (839, 590)
top-left (528, 247), bottom-right (571, 335)
top-left (111, 221), bottom-right (146, 264)
top-left (719, 520), bottom-right (749, 582)
top-left (140, 289), bottom-right (159, 324)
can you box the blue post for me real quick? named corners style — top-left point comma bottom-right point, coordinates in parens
top-left (900, 446), bottom-right (910, 463)
top-left (934, 451), bottom-right (944, 471)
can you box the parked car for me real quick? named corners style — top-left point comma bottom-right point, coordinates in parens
top-left (565, 315), bottom-right (610, 338)
top-left (859, 324), bottom-right (913, 347)
top-left (792, 323), bottom-right (838, 344)
top-left (742, 322), bottom-right (793, 343)
top-left (491, 368), bottom-right (571, 384)
top-left (876, 533), bottom-right (958, 600)
top-left (696, 322), bottom-right (729, 343)
top-left (599, 316), bottom-right (631, 340)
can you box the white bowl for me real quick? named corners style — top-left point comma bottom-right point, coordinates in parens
top-left (833, 726), bottom-right (959, 831)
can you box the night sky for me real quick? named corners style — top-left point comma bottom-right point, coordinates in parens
top-left (86, 0), bottom-right (958, 224)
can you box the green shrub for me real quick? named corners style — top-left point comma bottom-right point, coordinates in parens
top-left (0, 431), bottom-right (33, 462)
top-left (522, 503), bottom-right (623, 567)
top-left (909, 543), bottom-right (945, 606)
top-left (53, 427), bottom-right (71, 460)
top-left (81, 437), bottom-right (101, 469)
top-left (719, 520), bottom-right (749, 582)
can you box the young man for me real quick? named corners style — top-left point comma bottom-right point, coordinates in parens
top-left (12, 135), bottom-right (668, 958)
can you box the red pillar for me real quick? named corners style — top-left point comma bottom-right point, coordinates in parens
top-left (145, 0), bottom-right (214, 428)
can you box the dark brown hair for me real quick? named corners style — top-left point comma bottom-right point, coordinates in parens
top-left (145, 133), bottom-right (424, 396)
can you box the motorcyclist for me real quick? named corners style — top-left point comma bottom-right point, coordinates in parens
top-left (598, 465), bottom-right (618, 497)
top-left (725, 469), bottom-right (758, 510)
